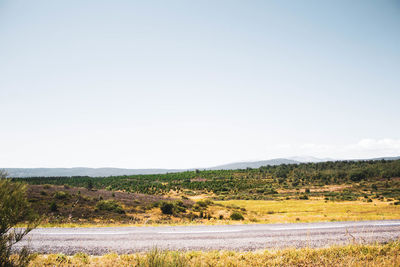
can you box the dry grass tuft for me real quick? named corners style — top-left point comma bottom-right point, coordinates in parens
top-left (28, 241), bottom-right (400, 267)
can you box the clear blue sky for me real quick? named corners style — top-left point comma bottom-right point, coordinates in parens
top-left (1, 0), bottom-right (399, 168)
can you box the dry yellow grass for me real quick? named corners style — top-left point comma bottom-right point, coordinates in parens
top-left (25, 199), bottom-right (400, 228)
top-left (216, 199), bottom-right (400, 223)
top-left (27, 241), bottom-right (400, 267)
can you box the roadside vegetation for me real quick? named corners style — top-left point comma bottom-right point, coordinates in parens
top-left (27, 241), bottom-right (400, 266)
top-left (9, 159), bottom-right (400, 226)
top-left (0, 171), bottom-right (39, 267)
top-left (16, 159), bottom-right (400, 201)
top-left (22, 183), bottom-right (400, 226)
top-left (3, 161), bottom-right (400, 266)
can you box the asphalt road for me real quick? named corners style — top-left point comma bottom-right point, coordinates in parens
top-left (15, 220), bottom-right (400, 255)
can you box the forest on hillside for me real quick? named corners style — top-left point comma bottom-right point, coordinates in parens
top-left (15, 160), bottom-right (400, 201)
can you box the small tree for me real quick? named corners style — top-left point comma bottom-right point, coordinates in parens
top-left (86, 180), bottom-right (93, 191)
top-left (0, 170), bottom-right (40, 266)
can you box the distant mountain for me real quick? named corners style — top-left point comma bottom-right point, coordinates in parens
top-left (368, 156), bottom-right (400, 161)
top-left (2, 159), bottom-right (301, 177)
top-left (3, 167), bottom-right (182, 178)
top-left (288, 156), bottom-right (335, 163)
top-left (3, 156), bottom-right (399, 177)
top-left (208, 158), bottom-right (300, 170)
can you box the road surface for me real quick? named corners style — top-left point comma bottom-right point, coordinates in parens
top-left (15, 220), bottom-right (400, 255)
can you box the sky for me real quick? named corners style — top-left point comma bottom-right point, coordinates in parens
top-left (0, 0), bottom-right (399, 168)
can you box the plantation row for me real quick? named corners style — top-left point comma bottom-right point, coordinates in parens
top-left (15, 160), bottom-right (400, 200)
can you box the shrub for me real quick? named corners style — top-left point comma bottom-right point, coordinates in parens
top-left (349, 170), bottom-right (366, 182)
top-left (299, 194), bottom-right (309, 200)
top-left (197, 201), bottom-right (208, 208)
top-left (204, 199), bottom-right (214, 205)
top-left (173, 200), bottom-right (186, 213)
top-left (54, 191), bottom-right (68, 199)
top-left (160, 202), bottom-right (174, 215)
top-left (86, 180), bottom-right (93, 191)
top-left (95, 200), bottom-right (124, 214)
top-left (0, 171), bottom-right (40, 266)
top-left (50, 201), bottom-right (58, 212)
top-left (230, 211), bottom-right (244, 220)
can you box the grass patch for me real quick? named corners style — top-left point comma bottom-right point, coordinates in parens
top-left (216, 199), bottom-right (400, 223)
top-left (28, 241), bottom-right (400, 266)
top-left (95, 200), bottom-right (124, 214)
top-left (22, 184), bottom-right (400, 227)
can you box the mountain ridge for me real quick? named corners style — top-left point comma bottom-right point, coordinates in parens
top-left (3, 156), bottom-right (399, 177)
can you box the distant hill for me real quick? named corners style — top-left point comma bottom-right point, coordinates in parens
top-left (3, 156), bottom-right (399, 177)
top-left (368, 156), bottom-right (400, 161)
top-left (3, 167), bottom-right (182, 178)
top-left (2, 158), bottom-right (301, 177)
top-left (288, 156), bottom-right (335, 163)
top-left (208, 158), bottom-right (300, 170)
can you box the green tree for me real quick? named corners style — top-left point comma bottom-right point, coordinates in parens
top-left (0, 170), bottom-right (40, 267)
top-left (86, 180), bottom-right (93, 191)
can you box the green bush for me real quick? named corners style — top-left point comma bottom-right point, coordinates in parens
top-left (0, 171), bottom-right (40, 266)
top-left (50, 201), bottom-right (58, 212)
top-left (86, 180), bottom-right (94, 190)
top-left (159, 201), bottom-right (188, 215)
top-left (197, 201), bottom-right (208, 207)
top-left (173, 200), bottom-right (187, 213)
top-left (230, 211), bottom-right (244, 220)
top-left (160, 202), bottom-right (174, 215)
top-left (95, 200), bottom-right (124, 214)
top-left (54, 191), bottom-right (68, 199)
